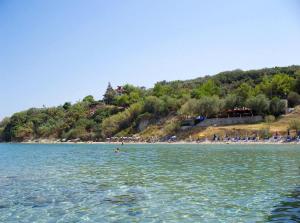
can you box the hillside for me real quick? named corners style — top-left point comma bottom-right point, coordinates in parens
top-left (181, 106), bottom-right (300, 140)
top-left (1, 65), bottom-right (300, 142)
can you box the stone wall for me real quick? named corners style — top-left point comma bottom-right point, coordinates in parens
top-left (195, 116), bottom-right (263, 127)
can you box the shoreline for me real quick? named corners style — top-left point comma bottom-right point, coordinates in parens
top-left (1, 140), bottom-right (299, 145)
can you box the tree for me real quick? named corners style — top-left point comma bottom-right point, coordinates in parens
top-left (153, 82), bottom-right (173, 97)
top-left (83, 95), bottom-right (95, 104)
top-left (192, 79), bottom-right (220, 98)
top-left (224, 94), bottom-right (240, 110)
top-left (103, 82), bottom-right (116, 105)
top-left (63, 102), bottom-right (72, 110)
top-left (294, 72), bottom-right (300, 94)
top-left (115, 94), bottom-right (130, 107)
top-left (4, 111), bottom-right (32, 141)
top-left (271, 74), bottom-right (294, 98)
top-left (113, 84), bottom-right (145, 107)
top-left (1, 65), bottom-right (300, 142)
top-left (161, 96), bottom-right (180, 112)
top-left (197, 96), bottom-right (224, 118)
top-left (234, 83), bottom-right (254, 104)
top-left (12, 126), bottom-right (34, 141)
top-left (178, 99), bottom-right (199, 117)
top-left (0, 117), bottom-right (10, 128)
top-left (269, 97), bottom-right (286, 117)
top-left (258, 76), bottom-right (273, 98)
top-left (246, 94), bottom-right (270, 115)
top-left (287, 92), bottom-right (300, 107)
top-left (143, 96), bottom-right (166, 116)
top-left (0, 117), bottom-right (10, 141)
top-left (68, 102), bottom-right (88, 121)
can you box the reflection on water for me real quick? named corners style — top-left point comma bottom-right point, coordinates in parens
top-left (267, 186), bottom-right (300, 222)
top-left (0, 144), bottom-right (300, 222)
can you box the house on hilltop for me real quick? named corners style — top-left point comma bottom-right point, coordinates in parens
top-left (115, 86), bottom-right (126, 96)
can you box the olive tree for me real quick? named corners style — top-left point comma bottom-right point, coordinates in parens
top-left (178, 99), bottom-right (199, 117)
top-left (269, 97), bottom-right (286, 117)
top-left (197, 96), bottom-right (224, 118)
top-left (246, 94), bottom-right (270, 115)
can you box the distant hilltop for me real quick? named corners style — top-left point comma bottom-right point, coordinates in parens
top-left (1, 65), bottom-right (300, 142)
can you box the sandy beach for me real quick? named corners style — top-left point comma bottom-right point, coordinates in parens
top-left (17, 139), bottom-right (300, 145)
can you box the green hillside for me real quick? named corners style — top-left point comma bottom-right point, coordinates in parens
top-left (1, 65), bottom-right (300, 142)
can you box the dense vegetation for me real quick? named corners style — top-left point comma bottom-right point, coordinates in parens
top-left (1, 66), bottom-right (300, 142)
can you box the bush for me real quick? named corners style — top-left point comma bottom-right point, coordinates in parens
top-left (289, 120), bottom-right (300, 132)
top-left (164, 120), bottom-right (180, 134)
top-left (265, 115), bottom-right (275, 123)
top-left (287, 92), bottom-right (300, 107)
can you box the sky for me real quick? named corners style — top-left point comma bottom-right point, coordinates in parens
top-left (0, 0), bottom-right (300, 119)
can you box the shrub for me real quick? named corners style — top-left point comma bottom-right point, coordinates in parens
top-left (265, 115), bottom-right (275, 124)
top-left (289, 120), bottom-right (300, 132)
top-left (287, 92), bottom-right (300, 107)
top-left (164, 120), bottom-right (180, 134)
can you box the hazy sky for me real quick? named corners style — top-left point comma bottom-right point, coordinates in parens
top-left (0, 0), bottom-right (300, 119)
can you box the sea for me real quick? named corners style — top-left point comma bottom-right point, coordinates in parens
top-left (0, 143), bottom-right (299, 222)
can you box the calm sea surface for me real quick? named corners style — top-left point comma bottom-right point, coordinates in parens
top-left (0, 143), bottom-right (299, 223)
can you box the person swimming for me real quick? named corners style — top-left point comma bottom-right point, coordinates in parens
top-left (114, 148), bottom-right (120, 153)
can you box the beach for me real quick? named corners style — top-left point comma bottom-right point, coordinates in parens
top-left (19, 139), bottom-right (300, 145)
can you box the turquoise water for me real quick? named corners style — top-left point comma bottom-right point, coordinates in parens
top-left (0, 144), bottom-right (300, 223)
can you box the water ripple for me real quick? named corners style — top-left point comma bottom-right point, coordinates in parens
top-left (0, 144), bottom-right (299, 222)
